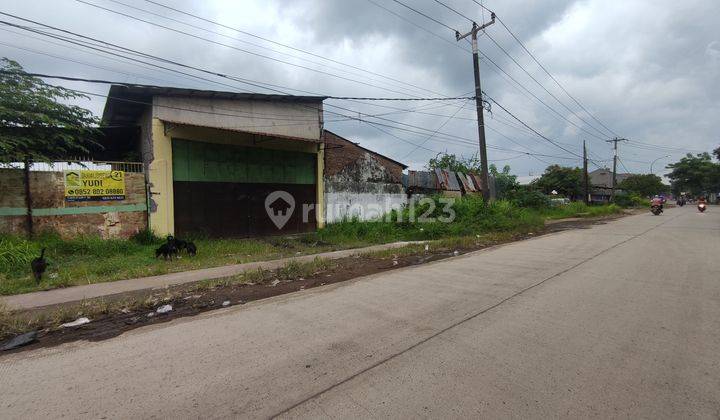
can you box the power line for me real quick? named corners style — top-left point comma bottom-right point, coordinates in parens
top-left (483, 92), bottom-right (602, 168)
top-left (433, 0), bottom-right (473, 23)
top-left (72, 0), bottom-right (443, 99)
top-left (471, 0), bottom-right (621, 138)
top-left (0, 13), bottom-right (592, 166)
top-left (374, 3), bottom-right (613, 149)
top-left (88, 0), bottom-right (439, 99)
top-left (483, 31), bottom-right (610, 141)
top-left (0, 70), bottom-right (474, 102)
top-left (431, 1), bottom-right (612, 140)
top-left (141, 0), bottom-right (450, 98)
top-left (390, 0), bottom-right (459, 33)
top-left (401, 99), bottom-right (470, 159)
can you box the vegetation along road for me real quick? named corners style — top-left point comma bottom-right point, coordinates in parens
top-left (1, 205), bottom-right (718, 418)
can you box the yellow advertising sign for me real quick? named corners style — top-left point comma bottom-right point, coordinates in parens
top-left (64, 170), bottom-right (125, 201)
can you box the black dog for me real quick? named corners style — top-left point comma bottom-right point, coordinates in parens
top-left (155, 243), bottom-right (178, 260)
top-left (30, 248), bottom-right (48, 283)
top-left (167, 235), bottom-right (188, 252)
top-left (186, 242), bottom-right (197, 256)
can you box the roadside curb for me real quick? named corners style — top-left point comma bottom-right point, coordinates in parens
top-left (1, 241), bottom-right (423, 311)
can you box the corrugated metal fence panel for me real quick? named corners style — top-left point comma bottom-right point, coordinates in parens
top-left (405, 170), bottom-right (439, 190)
top-left (172, 139), bottom-right (315, 184)
top-left (457, 172), bottom-right (475, 192)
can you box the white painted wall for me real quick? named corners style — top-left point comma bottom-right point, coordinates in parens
top-left (325, 191), bottom-right (407, 223)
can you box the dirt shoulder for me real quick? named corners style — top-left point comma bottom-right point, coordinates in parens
top-left (1, 212), bottom-right (632, 355)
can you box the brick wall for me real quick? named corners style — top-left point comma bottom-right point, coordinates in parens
top-left (322, 131), bottom-right (408, 223)
top-left (323, 130), bottom-right (404, 184)
top-left (0, 169), bottom-right (147, 239)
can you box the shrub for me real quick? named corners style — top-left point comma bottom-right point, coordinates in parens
top-left (0, 236), bottom-right (38, 274)
top-left (130, 228), bottom-right (163, 245)
top-left (614, 193), bottom-right (647, 208)
top-left (505, 189), bottom-right (551, 208)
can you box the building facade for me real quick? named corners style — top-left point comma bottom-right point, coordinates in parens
top-left (102, 85), bottom-right (326, 237)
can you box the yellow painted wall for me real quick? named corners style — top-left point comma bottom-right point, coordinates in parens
top-left (316, 143), bottom-right (325, 228)
top-left (148, 118), bottom-right (175, 236)
top-left (148, 121), bottom-right (324, 235)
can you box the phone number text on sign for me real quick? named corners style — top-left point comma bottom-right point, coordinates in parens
top-left (63, 170), bottom-right (126, 202)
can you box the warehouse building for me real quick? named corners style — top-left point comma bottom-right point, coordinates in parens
top-left (102, 84), bottom-right (326, 237)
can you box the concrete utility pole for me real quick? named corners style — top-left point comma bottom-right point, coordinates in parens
top-left (583, 140), bottom-right (589, 205)
top-left (456, 13), bottom-right (495, 201)
top-left (606, 137), bottom-right (628, 201)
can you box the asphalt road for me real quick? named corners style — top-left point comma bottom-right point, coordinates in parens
top-left (2, 206), bottom-right (719, 419)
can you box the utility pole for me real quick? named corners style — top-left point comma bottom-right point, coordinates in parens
top-left (456, 13), bottom-right (495, 201)
top-left (606, 137), bottom-right (628, 201)
top-left (583, 140), bottom-right (589, 205)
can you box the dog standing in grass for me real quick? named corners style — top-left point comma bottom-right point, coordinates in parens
top-left (30, 248), bottom-right (48, 283)
top-left (155, 242), bottom-right (177, 260)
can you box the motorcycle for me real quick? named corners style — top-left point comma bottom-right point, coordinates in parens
top-left (698, 203), bottom-right (707, 212)
top-left (651, 204), bottom-right (663, 215)
top-left (677, 199), bottom-right (685, 207)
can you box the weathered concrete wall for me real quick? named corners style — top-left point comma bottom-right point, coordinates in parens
top-left (0, 169), bottom-right (147, 239)
top-left (153, 96), bottom-right (323, 141)
top-left (323, 132), bottom-right (407, 223)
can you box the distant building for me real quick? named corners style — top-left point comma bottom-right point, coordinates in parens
top-left (516, 175), bottom-right (541, 186)
top-left (589, 168), bottom-right (633, 203)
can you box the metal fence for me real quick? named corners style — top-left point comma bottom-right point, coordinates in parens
top-left (0, 158), bottom-right (144, 173)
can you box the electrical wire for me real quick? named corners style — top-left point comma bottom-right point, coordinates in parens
top-left (141, 0), bottom-right (450, 98)
top-left (471, 0), bottom-right (621, 138)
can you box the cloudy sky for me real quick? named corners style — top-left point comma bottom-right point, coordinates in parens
top-left (2, 0), bottom-right (718, 176)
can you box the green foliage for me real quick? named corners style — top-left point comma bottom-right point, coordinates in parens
top-left (614, 193), bottom-right (647, 208)
top-left (542, 202), bottom-right (621, 219)
top-left (0, 236), bottom-right (38, 274)
top-left (505, 188), bottom-right (551, 208)
top-left (489, 164), bottom-right (519, 199)
top-left (130, 229), bottom-right (163, 245)
top-left (317, 195), bottom-right (542, 245)
top-left (427, 152), bottom-right (480, 173)
top-left (665, 153), bottom-right (720, 196)
top-left (618, 174), bottom-right (666, 197)
top-left (532, 165), bottom-right (583, 199)
top-left (0, 58), bottom-right (99, 163)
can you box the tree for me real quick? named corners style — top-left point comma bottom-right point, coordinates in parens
top-left (618, 174), bottom-right (666, 197)
top-left (1, 58), bottom-right (98, 236)
top-left (713, 146), bottom-right (720, 161)
top-left (426, 152), bottom-right (480, 173)
top-left (0, 58), bottom-right (98, 163)
top-left (532, 165), bottom-right (583, 199)
top-left (489, 163), bottom-right (518, 199)
top-left (665, 153), bottom-right (720, 196)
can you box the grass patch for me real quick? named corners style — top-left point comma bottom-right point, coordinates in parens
top-left (0, 197), bottom-right (621, 296)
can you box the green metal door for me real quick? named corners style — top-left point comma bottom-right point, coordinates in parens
top-left (172, 139), bottom-right (317, 237)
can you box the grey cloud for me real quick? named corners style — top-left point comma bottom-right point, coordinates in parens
top-left (0, 0), bottom-right (718, 176)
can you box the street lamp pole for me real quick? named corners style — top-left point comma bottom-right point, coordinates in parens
top-left (649, 155), bottom-right (670, 174)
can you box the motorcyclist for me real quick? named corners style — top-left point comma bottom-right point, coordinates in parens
top-left (651, 195), bottom-right (663, 208)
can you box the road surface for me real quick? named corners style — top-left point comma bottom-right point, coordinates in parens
top-left (2, 206), bottom-right (719, 418)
